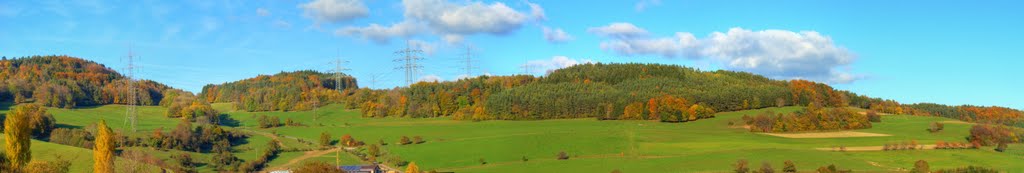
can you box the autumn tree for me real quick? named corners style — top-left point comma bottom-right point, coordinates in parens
top-left (734, 159), bottom-right (749, 173)
top-left (93, 120), bottom-right (115, 173)
top-left (759, 162), bottom-right (775, 173)
top-left (911, 160), bottom-right (929, 173)
top-left (320, 131), bottom-right (332, 147)
top-left (4, 104), bottom-right (35, 170)
top-left (400, 136), bottom-right (412, 145)
top-left (368, 144), bottom-right (381, 157)
top-left (406, 162), bottom-right (421, 173)
top-left (623, 102), bottom-right (645, 120)
top-left (782, 160), bottom-right (796, 173)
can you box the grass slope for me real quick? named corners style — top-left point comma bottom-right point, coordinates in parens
top-left (8, 101), bottom-right (1024, 172)
top-left (226, 105), bottom-right (1024, 172)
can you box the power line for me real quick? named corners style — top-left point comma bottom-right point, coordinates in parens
top-left (394, 40), bottom-right (424, 86)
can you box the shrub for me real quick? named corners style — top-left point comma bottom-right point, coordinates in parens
top-left (48, 128), bottom-right (94, 148)
top-left (867, 110), bottom-right (882, 122)
top-left (782, 160), bottom-right (796, 173)
top-left (478, 158), bottom-right (487, 165)
top-left (911, 160), bottom-right (929, 173)
top-left (759, 162), bottom-right (774, 173)
top-left (995, 142), bottom-right (1008, 152)
top-left (557, 151), bottom-right (570, 160)
top-left (400, 136), bottom-right (412, 145)
top-left (413, 136), bottom-right (425, 144)
top-left (734, 159), bottom-right (749, 173)
top-left (928, 122), bottom-right (944, 133)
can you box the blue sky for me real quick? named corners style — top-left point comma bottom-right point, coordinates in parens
top-left (1, 0), bottom-right (1021, 109)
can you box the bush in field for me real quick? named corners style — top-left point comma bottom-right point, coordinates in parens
top-left (911, 160), bottom-right (929, 173)
top-left (867, 110), bottom-right (882, 122)
top-left (557, 151), bottom-right (570, 160)
top-left (413, 136), bottom-right (425, 144)
top-left (400, 136), bottom-right (412, 145)
top-left (759, 162), bottom-right (774, 173)
top-left (928, 122), bottom-right (944, 133)
top-left (782, 160), bottom-right (796, 173)
top-left (734, 159), bottom-right (749, 173)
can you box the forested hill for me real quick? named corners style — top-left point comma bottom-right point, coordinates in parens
top-left (0, 55), bottom-right (179, 108)
top-left (199, 70), bottom-right (358, 112)
top-left (343, 63), bottom-right (880, 121)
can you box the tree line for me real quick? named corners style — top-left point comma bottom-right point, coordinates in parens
top-left (0, 55), bottom-right (179, 108)
top-left (743, 105), bottom-right (872, 132)
top-left (342, 63), bottom-right (876, 121)
top-left (199, 70), bottom-right (357, 112)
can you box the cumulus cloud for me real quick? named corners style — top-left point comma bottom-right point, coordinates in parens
top-left (587, 22), bottom-right (649, 38)
top-left (340, 0), bottom-right (539, 44)
top-left (404, 0), bottom-right (529, 35)
top-left (256, 8), bottom-right (270, 16)
top-left (336, 21), bottom-right (421, 43)
top-left (542, 26), bottom-right (573, 44)
top-left (418, 74), bottom-right (442, 82)
top-left (299, 0), bottom-right (368, 24)
top-left (591, 23), bottom-right (860, 83)
top-left (521, 56), bottom-right (594, 74)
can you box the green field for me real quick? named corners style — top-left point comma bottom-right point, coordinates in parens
top-left (227, 105), bottom-right (1024, 172)
top-left (4, 102), bottom-right (1024, 172)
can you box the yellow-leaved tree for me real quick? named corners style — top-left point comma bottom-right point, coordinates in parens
top-left (93, 120), bottom-right (115, 173)
top-left (406, 161), bottom-right (420, 173)
top-left (5, 104), bottom-right (40, 170)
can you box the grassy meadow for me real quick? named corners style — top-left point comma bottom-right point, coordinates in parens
top-left (3, 102), bottom-right (1023, 172)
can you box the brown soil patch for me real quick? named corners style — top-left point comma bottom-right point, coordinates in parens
top-left (763, 131), bottom-right (891, 138)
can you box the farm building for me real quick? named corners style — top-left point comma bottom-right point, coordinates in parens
top-left (340, 165), bottom-right (383, 173)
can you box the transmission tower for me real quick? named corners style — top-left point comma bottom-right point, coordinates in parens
top-left (123, 45), bottom-right (139, 133)
top-left (458, 46), bottom-right (479, 78)
top-left (394, 40), bottom-right (424, 86)
top-left (330, 49), bottom-right (351, 91)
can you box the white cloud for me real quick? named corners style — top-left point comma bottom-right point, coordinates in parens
top-left (407, 39), bottom-right (437, 55)
top-left (335, 0), bottom-right (540, 44)
top-left (404, 0), bottom-right (529, 36)
top-left (635, 0), bottom-right (662, 12)
top-left (599, 32), bottom-right (698, 58)
top-left (299, 0), bottom-right (368, 24)
top-left (522, 56), bottom-right (594, 74)
top-left (542, 26), bottom-right (573, 44)
top-left (256, 8), bottom-right (270, 16)
top-left (336, 21), bottom-right (421, 43)
top-left (591, 24), bottom-right (860, 83)
top-left (418, 74), bottom-right (442, 82)
top-left (587, 22), bottom-right (649, 38)
top-left (526, 1), bottom-right (545, 21)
